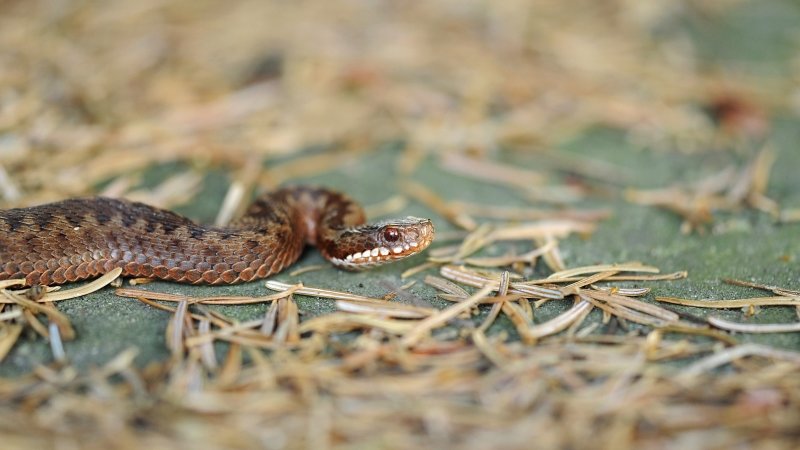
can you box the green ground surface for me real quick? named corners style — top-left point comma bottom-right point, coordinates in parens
top-left (2, 116), bottom-right (798, 376)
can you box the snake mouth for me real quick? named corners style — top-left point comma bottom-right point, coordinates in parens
top-left (346, 241), bottom-right (422, 263)
top-left (331, 240), bottom-right (427, 269)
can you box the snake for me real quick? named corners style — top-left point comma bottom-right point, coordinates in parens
top-left (0, 186), bottom-right (434, 287)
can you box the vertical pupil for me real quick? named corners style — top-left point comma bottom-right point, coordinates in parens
top-left (384, 228), bottom-right (400, 242)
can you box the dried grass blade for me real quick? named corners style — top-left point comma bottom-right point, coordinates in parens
top-left (186, 319), bottom-right (266, 346)
top-left (98, 347), bottom-right (140, 377)
top-left (548, 263), bottom-right (659, 280)
top-left (560, 271), bottom-right (619, 295)
top-left (215, 160), bottom-right (261, 226)
top-left (501, 301), bottom-right (535, 344)
top-left (364, 195), bottom-right (409, 218)
top-left (216, 343), bottom-right (242, 388)
top-left (260, 151), bottom-right (363, 188)
top-left (440, 265), bottom-right (563, 300)
top-left (424, 276), bottom-right (470, 298)
top-left (0, 324), bottom-right (23, 363)
top-left (429, 223), bottom-right (493, 262)
top-left (117, 283), bottom-right (301, 305)
top-left (0, 164), bottom-right (21, 202)
top-left (299, 314), bottom-right (416, 335)
top-left (123, 171), bottom-right (202, 209)
top-left (133, 295), bottom-right (238, 330)
top-left (519, 272), bottom-right (687, 284)
top-left (722, 278), bottom-right (800, 296)
top-left (214, 180), bottom-right (248, 227)
top-left (280, 282), bottom-right (441, 315)
top-left (747, 144), bottom-right (775, 196)
top-left (265, 281), bottom-right (388, 302)
top-left (587, 290), bottom-right (679, 323)
top-left (335, 300), bottom-right (432, 319)
top-left (401, 285), bottom-right (494, 347)
top-left (197, 318), bottom-right (217, 371)
top-left (517, 293), bottom-right (533, 321)
top-left (401, 261), bottom-right (439, 279)
top-left (581, 293), bottom-right (673, 328)
top-left (438, 293), bottom-right (523, 304)
top-left (273, 297), bottom-right (300, 343)
top-left (780, 208), bottom-right (800, 223)
top-left (591, 286), bottom-right (652, 297)
top-left (22, 308), bottom-right (49, 338)
top-left (707, 317), bottom-right (800, 334)
top-left (401, 180), bottom-right (476, 230)
top-left (507, 283), bottom-right (564, 300)
top-left (451, 201), bottom-right (611, 222)
top-left (0, 309), bottom-right (23, 322)
top-left (289, 264), bottom-right (326, 276)
top-left (528, 298), bottom-right (594, 340)
top-left (488, 221), bottom-right (596, 241)
top-left (656, 296), bottom-right (800, 308)
top-left (471, 330), bottom-right (509, 367)
top-left (0, 290), bottom-right (75, 339)
top-left (0, 280), bottom-right (25, 290)
top-left (463, 240), bottom-right (556, 267)
top-left (42, 267), bottom-right (123, 301)
top-left (479, 271), bottom-right (510, 332)
top-left (260, 300), bottom-right (280, 336)
top-left (48, 322), bottom-right (66, 363)
top-left (566, 302), bottom-right (595, 338)
top-left (536, 235), bottom-right (566, 272)
top-left (168, 300), bottom-right (188, 358)
top-left (439, 152), bottom-right (545, 188)
top-left (0, 268), bottom-right (116, 304)
top-left (661, 324), bottom-right (738, 345)
top-left (678, 344), bottom-right (800, 379)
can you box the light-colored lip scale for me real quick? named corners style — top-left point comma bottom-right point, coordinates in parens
top-left (330, 240), bottom-right (426, 269)
top-left (346, 240), bottom-right (419, 262)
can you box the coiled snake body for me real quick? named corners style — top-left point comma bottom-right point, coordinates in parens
top-left (0, 186), bottom-right (434, 287)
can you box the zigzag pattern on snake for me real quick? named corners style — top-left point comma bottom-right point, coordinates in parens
top-left (0, 186), bottom-right (434, 287)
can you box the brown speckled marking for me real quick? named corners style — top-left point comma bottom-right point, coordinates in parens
top-left (0, 186), bottom-right (434, 287)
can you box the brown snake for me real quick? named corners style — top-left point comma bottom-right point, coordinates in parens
top-left (0, 186), bottom-right (434, 287)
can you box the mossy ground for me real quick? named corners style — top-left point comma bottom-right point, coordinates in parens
top-left (3, 116), bottom-right (798, 376)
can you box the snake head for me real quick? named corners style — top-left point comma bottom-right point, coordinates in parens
top-left (329, 217), bottom-right (434, 270)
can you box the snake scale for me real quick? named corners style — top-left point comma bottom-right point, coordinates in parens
top-left (0, 186), bottom-right (434, 287)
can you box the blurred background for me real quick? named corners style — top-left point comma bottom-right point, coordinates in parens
top-left (1, 0), bottom-right (798, 211)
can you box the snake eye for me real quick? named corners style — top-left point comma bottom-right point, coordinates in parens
top-left (383, 227), bottom-right (401, 242)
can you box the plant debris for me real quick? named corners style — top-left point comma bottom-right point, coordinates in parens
top-left (626, 145), bottom-right (780, 233)
top-left (0, 0), bottom-right (798, 449)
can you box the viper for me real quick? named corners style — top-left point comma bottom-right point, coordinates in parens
top-left (0, 186), bottom-right (434, 286)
